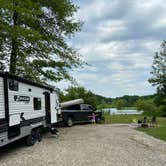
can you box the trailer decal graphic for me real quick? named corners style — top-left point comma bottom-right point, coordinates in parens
top-left (14, 95), bottom-right (30, 102)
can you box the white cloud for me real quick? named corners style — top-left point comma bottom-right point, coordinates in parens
top-left (59, 0), bottom-right (166, 97)
top-left (154, 17), bottom-right (166, 28)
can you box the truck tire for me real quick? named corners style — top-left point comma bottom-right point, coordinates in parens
top-left (67, 117), bottom-right (73, 127)
top-left (36, 128), bottom-right (42, 142)
top-left (26, 130), bottom-right (37, 146)
top-left (96, 116), bottom-right (101, 123)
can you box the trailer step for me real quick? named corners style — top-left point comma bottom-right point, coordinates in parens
top-left (50, 128), bottom-right (59, 135)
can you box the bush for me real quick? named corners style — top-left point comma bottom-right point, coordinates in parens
top-left (136, 99), bottom-right (157, 116)
top-left (156, 106), bottom-right (166, 117)
top-left (136, 98), bottom-right (166, 117)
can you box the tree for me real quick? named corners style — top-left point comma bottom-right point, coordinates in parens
top-left (60, 86), bottom-right (98, 108)
top-left (0, 0), bottom-right (82, 83)
top-left (113, 99), bottom-right (126, 110)
top-left (136, 99), bottom-right (156, 115)
top-left (149, 41), bottom-right (166, 109)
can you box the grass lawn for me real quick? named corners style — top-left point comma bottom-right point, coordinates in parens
top-left (137, 117), bottom-right (166, 142)
top-left (103, 114), bottom-right (144, 124)
top-left (102, 114), bottom-right (166, 142)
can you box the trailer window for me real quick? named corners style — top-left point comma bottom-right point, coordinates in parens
top-left (33, 98), bottom-right (41, 110)
top-left (8, 79), bottom-right (19, 91)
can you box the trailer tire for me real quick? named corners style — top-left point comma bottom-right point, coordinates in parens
top-left (26, 130), bottom-right (37, 146)
top-left (36, 128), bottom-right (42, 142)
top-left (67, 117), bottom-right (73, 127)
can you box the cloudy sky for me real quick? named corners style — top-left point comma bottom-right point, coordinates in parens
top-left (57, 0), bottom-right (166, 98)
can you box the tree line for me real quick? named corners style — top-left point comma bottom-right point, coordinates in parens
top-left (60, 85), bottom-right (165, 116)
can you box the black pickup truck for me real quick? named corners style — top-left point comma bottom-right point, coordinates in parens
top-left (61, 104), bottom-right (102, 127)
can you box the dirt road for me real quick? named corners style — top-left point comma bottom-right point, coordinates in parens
top-left (0, 124), bottom-right (166, 166)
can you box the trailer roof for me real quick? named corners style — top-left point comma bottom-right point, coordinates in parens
top-left (0, 72), bottom-right (54, 91)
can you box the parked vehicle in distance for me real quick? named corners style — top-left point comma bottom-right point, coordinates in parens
top-left (0, 72), bottom-right (61, 147)
top-left (61, 99), bottom-right (102, 127)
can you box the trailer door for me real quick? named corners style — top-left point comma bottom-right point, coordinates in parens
top-left (50, 93), bottom-right (57, 124)
top-left (44, 92), bottom-right (51, 125)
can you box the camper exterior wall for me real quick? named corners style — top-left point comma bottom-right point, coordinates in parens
top-left (8, 81), bottom-right (48, 122)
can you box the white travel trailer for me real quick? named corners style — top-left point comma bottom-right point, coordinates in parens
top-left (0, 72), bottom-right (61, 147)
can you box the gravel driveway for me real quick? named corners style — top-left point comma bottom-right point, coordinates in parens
top-left (0, 124), bottom-right (166, 166)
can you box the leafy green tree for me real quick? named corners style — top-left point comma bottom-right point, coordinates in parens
top-left (97, 103), bottom-right (112, 110)
top-left (136, 99), bottom-right (164, 116)
top-left (61, 86), bottom-right (98, 108)
top-left (136, 99), bottom-right (155, 112)
top-left (121, 95), bottom-right (139, 107)
top-left (0, 0), bottom-right (82, 83)
top-left (149, 41), bottom-right (166, 112)
top-left (113, 99), bottom-right (126, 110)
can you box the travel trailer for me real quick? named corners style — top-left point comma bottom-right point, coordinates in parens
top-left (0, 72), bottom-right (61, 147)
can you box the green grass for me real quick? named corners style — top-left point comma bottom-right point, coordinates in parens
top-left (102, 114), bottom-right (166, 142)
top-left (137, 117), bottom-right (166, 142)
top-left (103, 114), bottom-right (144, 124)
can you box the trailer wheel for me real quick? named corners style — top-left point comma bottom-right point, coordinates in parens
top-left (36, 128), bottom-right (42, 142)
top-left (26, 130), bottom-right (37, 146)
top-left (67, 117), bottom-right (73, 127)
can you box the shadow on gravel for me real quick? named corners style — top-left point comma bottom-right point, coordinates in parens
top-left (58, 122), bottom-right (95, 127)
top-left (0, 138), bottom-right (26, 160)
top-left (0, 123), bottom-right (94, 160)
